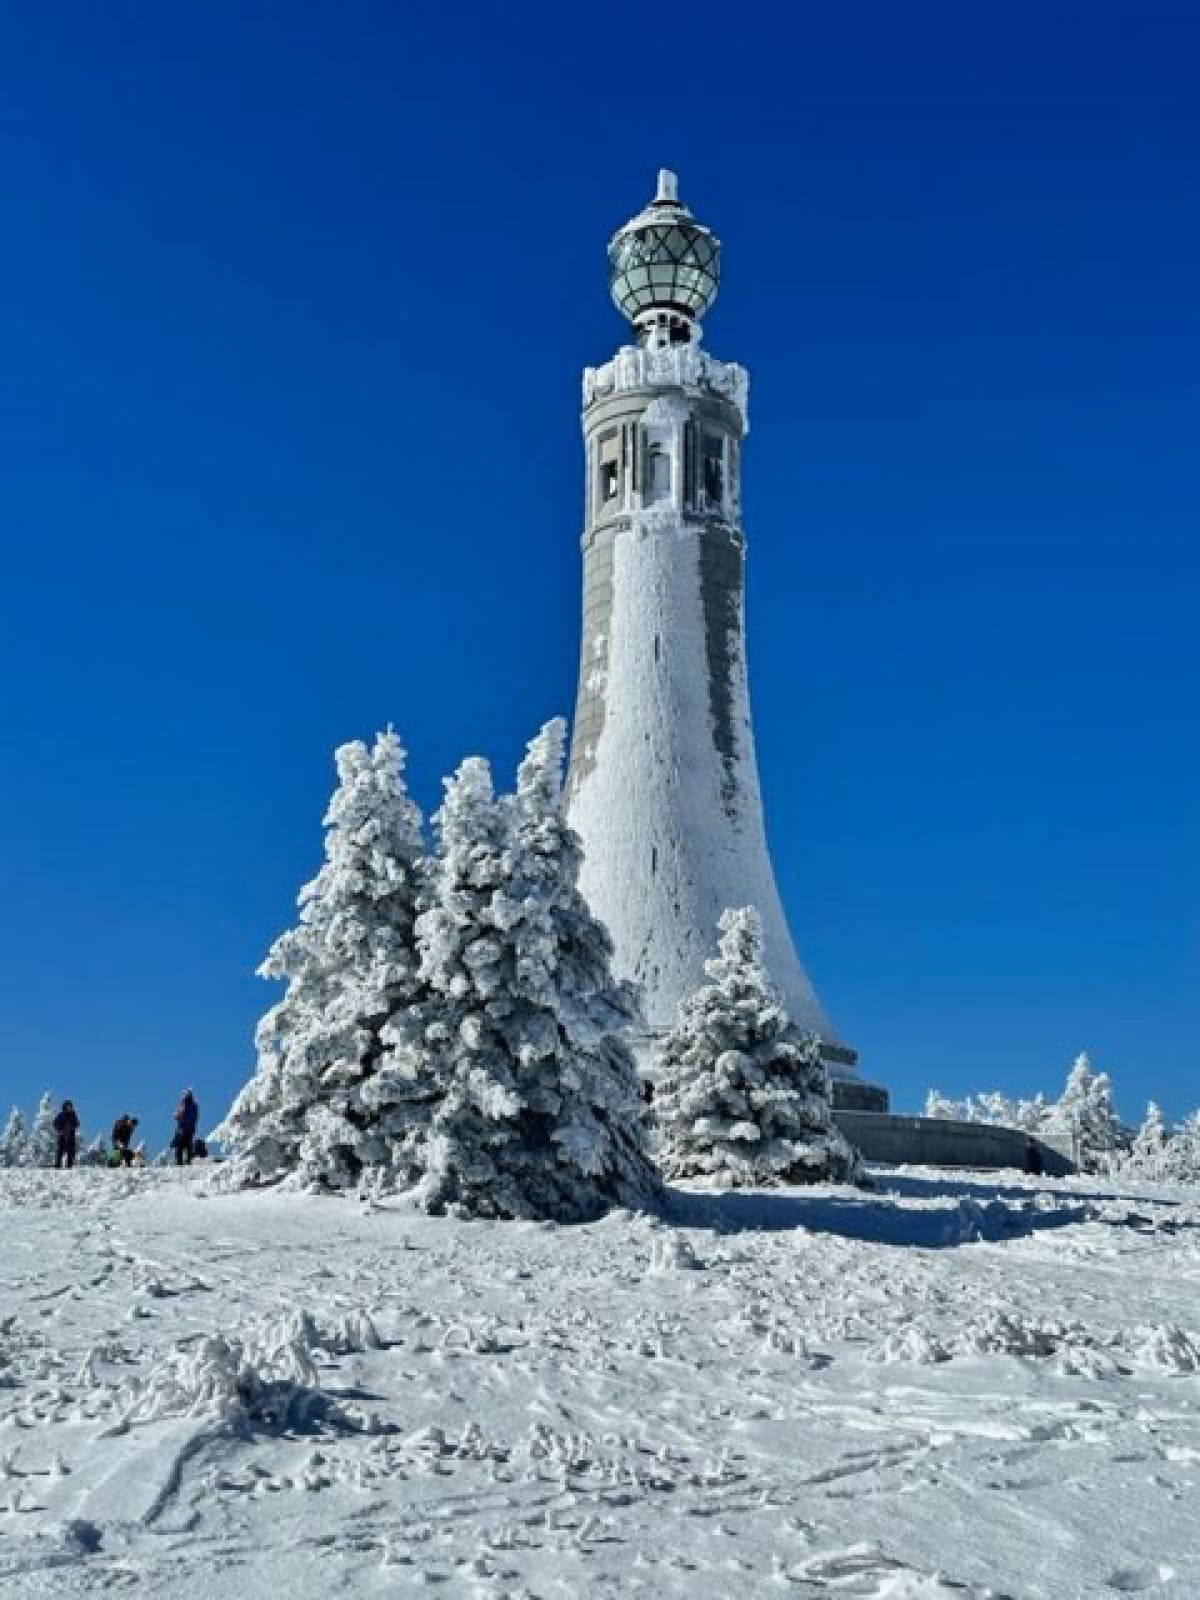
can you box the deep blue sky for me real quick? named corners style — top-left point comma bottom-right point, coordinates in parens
top-left (2, 1), bottom-right (1196, 1139)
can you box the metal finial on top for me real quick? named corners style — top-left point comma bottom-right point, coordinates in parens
top-left (656, 169), bottom-right (679, 204)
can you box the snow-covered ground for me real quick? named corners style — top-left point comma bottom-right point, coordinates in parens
top-left (2, 1166), bottom-right (1198, 1598)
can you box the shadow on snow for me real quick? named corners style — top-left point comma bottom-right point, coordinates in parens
top-left (665, 1181), bottom-right (1094, 1250)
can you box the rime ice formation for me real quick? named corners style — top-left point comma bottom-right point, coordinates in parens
top-left (567, 171), bottom-right (873, 1099)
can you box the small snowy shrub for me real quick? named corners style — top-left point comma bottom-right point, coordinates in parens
top-left (652, 907), bottom-right (861, 1187)
top-left (102, 1311), bottom-right (337, 1432)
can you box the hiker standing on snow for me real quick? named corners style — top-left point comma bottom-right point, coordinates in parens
top-left (111, 1113), bottom-right (139, 1168)
top-left (174, 1090), bottom-right (199, 1166)
top-left (53, 1100), bottom-right (80, 1169)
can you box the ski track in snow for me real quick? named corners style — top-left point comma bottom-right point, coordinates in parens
top-left (1, 1166), bottom-right (1198, 1598)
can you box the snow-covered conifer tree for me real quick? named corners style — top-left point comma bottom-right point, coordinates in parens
top-left (925, 1088), bottom-right (1052, 1134)
top-left (1050, 1053), bottom-right (1121, 1172)
top-left (1134, 1101), bottom-right (1167, 1157)
top-left (215, 730), bottom-right (429, 1190)
top-left (413, 722), bottom-right (660, 1222)
top-left (0, 1108), bottom-right (27, 1167)
top-left (1013, 1093), bottom-right (1054, 1134)
top-left (1123, 1101), bottom-right (1169, 1179)
top-left (1169, 1111), bottom-right (1200, 1184)
top-left (976, 1092), bottom-right (1054, 1133)
top-left (652, 907), bottom-right (861, 1187)
top-left (80, 1135), bottom-right (110, 1168)
top-left (924, 1090), bottom-right (963, 1121)
top-left (27, 1093), bottom-right (59, 1168)
top-left (971, 1092), bottom-right (1015, 1125)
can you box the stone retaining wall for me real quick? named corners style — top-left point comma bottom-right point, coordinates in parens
top-left (833, 1111), bottom-right (1076, 1177)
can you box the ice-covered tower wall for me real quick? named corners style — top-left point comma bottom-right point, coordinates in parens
top-left (566, 171), bottom-right (866, 1089)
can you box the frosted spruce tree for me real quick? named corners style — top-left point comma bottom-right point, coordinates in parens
top-left (80, 1135), bottom-right (110, 1168)
top-left (1126, 1101), bottom-right (1169, 1179)
top-left (27, 1093), bottom-right (59, 1168)
top-left (1169, 1111), bottom-right (1200, 1184)
top-left (1050, 1052), bottom-right (1121, 1172)
top-left (215, 730), bottom-right (430, 1190)
top-left (971, 1091), bottom-right (1053, 1133)
top-left (412, 722), bottom-right (660, 1222)
top-left (653, 907), bottom-right (861, 1186)
top-left (924, 1089), bottom-right (964, 1121)
top-left (924, 1088), bottom-right (1052, 1133)
top-left (0, 1108), bottom-right (27, 1167)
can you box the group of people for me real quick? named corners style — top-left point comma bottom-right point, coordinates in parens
top-left (51, 1090), bottom-right (202, 1170)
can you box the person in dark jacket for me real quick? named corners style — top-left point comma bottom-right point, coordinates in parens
top-left (53, 1101), bottom-right (80, 1169)
top-left (174, 1090), bottom-right (199, 1166)
top-left (112, 1114), bottom-right (139, 1167)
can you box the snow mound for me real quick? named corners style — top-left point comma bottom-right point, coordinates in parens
top-left (866, 1325), bottom-right (951, 1366)
top-left (868, 1310), bottom-right (1126, 1375)
top-left (869, 1305), bottom-right (1200, 1380)
top-left (282, 1307), bottom-right (383, 1355)
top-left (956, 1310), bottom-right (1067, 1358)
top-left (649, 1234), bottom-right (703, 1272)
top-left (1132, 1324), bottom-right (1200, 1375)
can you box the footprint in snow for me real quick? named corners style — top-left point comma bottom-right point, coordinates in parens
top-left (1106, 1564), bottom-right (1176, 1592)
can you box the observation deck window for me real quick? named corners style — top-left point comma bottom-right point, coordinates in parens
top-left (597, 432), bottom-right (621, 510)
top-left (646, 444), bottom-right (671, 504)
top-left (702, 434), bottom-right (725, 507)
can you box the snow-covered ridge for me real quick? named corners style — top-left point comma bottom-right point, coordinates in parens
top-left (583, 343), bottom-right (749, 425)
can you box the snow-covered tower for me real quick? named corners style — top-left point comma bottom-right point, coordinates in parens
top-left (567, 170), bottom-right (882, 1108)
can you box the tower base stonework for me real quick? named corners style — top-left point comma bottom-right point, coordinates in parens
top-left (564, 173), bottom-right (886, 1110)
top-left (830, 1078), bottom-right (890, 1113)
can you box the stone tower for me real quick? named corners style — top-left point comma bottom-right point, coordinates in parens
top-left (567, 170), bottom-right (878, 1105)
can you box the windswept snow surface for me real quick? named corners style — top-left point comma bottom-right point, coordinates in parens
top-left (1, 1166), bottom-right (1198, 1597)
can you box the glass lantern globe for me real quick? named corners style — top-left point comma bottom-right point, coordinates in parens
top-left (608, 171), bottom-right (721, 330)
